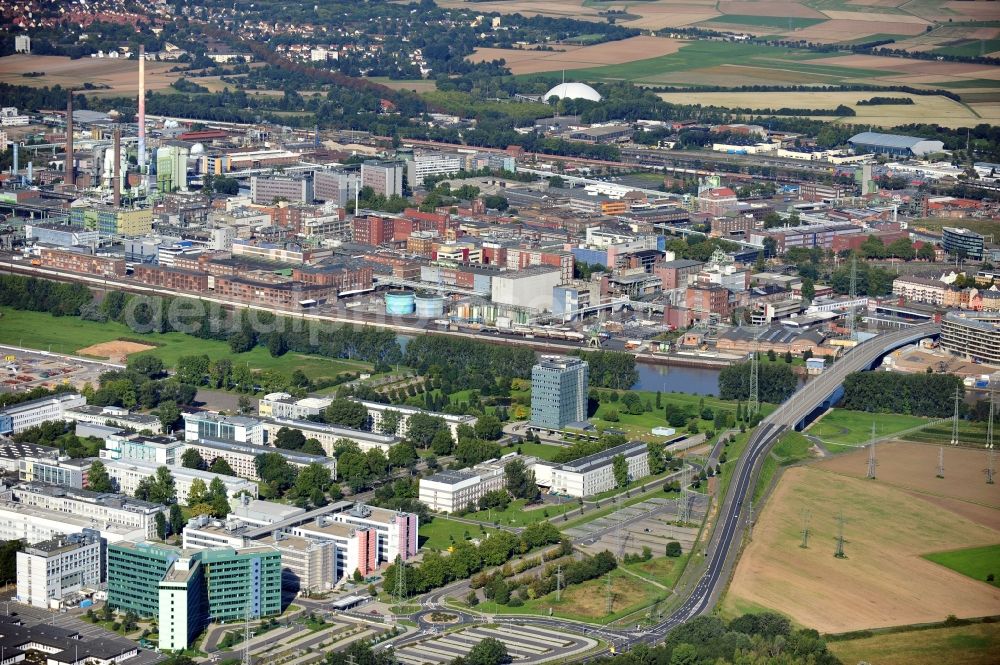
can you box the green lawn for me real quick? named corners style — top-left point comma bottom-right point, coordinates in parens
top-left (934, 39), bottom-right (1000, 58)
top-left (806, 409), bottom-right (931, 447)
top-left (900, 420), bottom-right (991, 448)
top-left (499, 442), bottom-right (564, 461)
top-left (622, 555), bottom-right (688, 589)
top-left (923, 544), bottom-right (1000, 588)
top-left (753, 431), bottom-right (814, 502)
top-left (418, 517), bottom-right (495, 551)
top-left (829, 622), bottom-right (1000, 665)
top-left (0, 307), bottom-right (372, 382)
top-left (462, 498), bottom-right (576, 527)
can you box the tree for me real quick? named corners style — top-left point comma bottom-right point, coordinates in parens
top-left (127, 355), bottom-right (164, 379)
top-left (187, 478), bottom-right (208, 505)
top-left (267, 333), bottom-right (288, 357)
top-left (154, 511), bottom-right (168, 540)
top-left (294, 463), bottom-right (333, 504)
top-left (666, 540), bottom-right (682, 557)
top-left (302, 438), bottom-right (326, 456)
top-left (504, 459), bottom-right (539, 501)
top-left (209, 457), bottom-right (235, 476)
top-left (379, 409), bottom-right (402, 435)
top-left (324, 399), bottom-right (369, 430)
top-left (175, 354), bottom-right (210, 385)
top-left (87, 460), bottom-right (114, 493)
top-left (917, 243), bottom-right (936, 261)
top-left (208, 477), bottom-right (231, 518)
top-left (800, 277), bottom-right (815, 301)
top-left (255, 453), bottom-right (296, 497)
top-left (388, 442), bottom-right (418, 469)
top-left (474, 414), bottom-right (503, 441)
top-left (274, 427), bottom-right (307, 451)
top-left (169, 503), bottom-right (185, 535)
top-left (148, 466), bottom-right (177, 505)
top-left (612, 453), bottom-right (629, 489)
top-left (406, 413), bottom-right (446, 448)
top-left (157, 400), bottom-right (181, 432)
top-left (467, 637), bottom-right (510, 665)
top-left (181, 448), bottom-right (206, 470)
top-left (430, 427), bottom-right (454, 456)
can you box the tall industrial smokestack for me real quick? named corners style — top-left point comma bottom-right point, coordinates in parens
top-left (12, 142), bottom-right (17, 178)
top-left (138, 45), bottom-right (146, 184)
top-left (113, 127), bottom-right (122, 208)
top-left (65, 91), bottom-right (74, 187)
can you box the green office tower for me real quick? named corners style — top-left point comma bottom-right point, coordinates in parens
top-left (107, 542), bottom-right (177, 617)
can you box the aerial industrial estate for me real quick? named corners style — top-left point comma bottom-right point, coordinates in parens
top-left (0, 1), bottom-right (998, 664)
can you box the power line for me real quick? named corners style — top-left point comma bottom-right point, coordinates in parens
top-left (747, 499), bottom-right (754, 542)
top-left (834, 511), bottom-right (847, 559)
top-left (951, 387), bottom-right (962, 446)
top-left (847, 254), bottom-right (858, 342)
top-left (605, 573), bottom-right (613, 615)
top-left (748, 328), bottom-right (760, 417)
top-left (799, 509), bottom-right (810, 549)
top-left (394, 555), bottom-right (407, 606)
top-left (987, 443), bottom-right (996, 485)
top-left (937, 446), bottom-right (945, 479)
top-left (556, 564), bottom-right (563, 602)
top-left (867, 421), bottom-right (878, 480)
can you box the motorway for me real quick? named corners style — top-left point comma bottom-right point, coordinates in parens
top-left (391, 323), bottom-right (941, 657)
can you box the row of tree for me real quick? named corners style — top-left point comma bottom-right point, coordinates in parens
top-left (382, 522), bottom-right (564, 597)
top-left (841, 372), bottom-right (963, 417)
top-left (719, 362), bottom-right (798, 404)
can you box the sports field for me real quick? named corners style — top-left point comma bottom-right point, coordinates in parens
top-left (656, 90), bottom-right (994, 129)
top-left (0, 54), bottom-right (179, 96)
top-left (829, 622), bottom-right (1000, 665)
top-left (723, 461), bottom-right (1000, 632)
top-left (924, 544), bottom-right (1000, 588)
top-left (0, 307), bottom-right (372, 383)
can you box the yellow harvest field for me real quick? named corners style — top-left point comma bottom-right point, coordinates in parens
top-left (658, 90), bottom-right (995, 128)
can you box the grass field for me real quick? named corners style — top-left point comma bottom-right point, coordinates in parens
top-left (461, 497), bottom-right (576, 527)
top-left (753, 430), bottom-right (816, 501)
top-left (829, 622), bottom-right (1000, 665)
top-left (418, 517), bottom-right (495, 551)
top-left (912, 218), bottom-right (1000, 237)
top-left (806, 409), bottom-right (931, 448)
top-left (622, 554), bottom-right (688, 589)
top-left (703, 14), bottom-right (824, 30)
top-left (501, 568), bottom-right (665, 623)
top-left (924, 544), bottom-right (1000, 588)
top-left (498, 442), bottom-right (564, 461)
top-left (723, 464), bottom-right (1000, 632)
top-left (900, 420), bottom-right (991, 447)
top-left (0, 307), bottom-right (372, 383)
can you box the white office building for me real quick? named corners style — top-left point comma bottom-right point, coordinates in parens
top-left (101, 433), bottom-right (185, 466)
top-left (357, 400), bottom-right (477, 439)
top-left (261, 417), bottom-right (399, 455)
top-left (182, 438), bottom-right (336, 481)
top-left (0, 481), bottom-right (166, 543)
top-left (405, 153), bottom-right (463, 187)
top-left (532, 441), bottom-right (649, 498)
top-left (258, 393), bottom-right (333, 420)
top-left (104, 459), bottom-right (258, 504)
top-left (0, 393), bottom-right (86, 435)
top-left (64, 404), bottom-right (164, 434)
top-left (16, 530), bottom-right (103, 609)
top-left (418, 461), bottom-right (507, 514)
top-left (183, 412), bottom-right (266, 445)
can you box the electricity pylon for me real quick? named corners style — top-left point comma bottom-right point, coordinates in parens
top-left (866, 422), bottom-right (878, 480)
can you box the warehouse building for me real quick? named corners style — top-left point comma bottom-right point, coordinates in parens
top-left (848, 131), bottom-right (945, 158)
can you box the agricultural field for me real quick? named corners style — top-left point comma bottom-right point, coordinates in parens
top-left (0, 307), bottom-right (372, 384)
top-left (722, 459), bottom-right (1000, 632)
top-left (656, 90), bottom-right (994, 129)
top-left (923, 544), bottom-right (1000, 588)
top-left (468, 36), bottom-right (685, 75)
top-left (0, 54), bottom-right (179, 96)
top-left (806, 409), bottom-right (933, 448)
top-left (828, 622), bottom-right (1000, 665)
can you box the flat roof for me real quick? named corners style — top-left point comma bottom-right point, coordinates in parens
top-left (557, 441), bottom-right (647, 474)
top-left (192, 437), bottom-right (334, 466)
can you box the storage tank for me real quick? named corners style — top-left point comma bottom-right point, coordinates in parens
top-left (385, 290), bottom-right (416, 315)
top-left (414, 292), bottom-right (445, 319)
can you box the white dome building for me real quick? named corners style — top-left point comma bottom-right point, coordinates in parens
top-left (544, 82), bottom-right (602, 103)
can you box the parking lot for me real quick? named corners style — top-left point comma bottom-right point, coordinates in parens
top-left (567, 496), bottom-right (709, 557)
top-left (393, 623), bottom-right (597, 664)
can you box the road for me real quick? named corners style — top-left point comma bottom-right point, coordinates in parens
top-left (390, 323), bottom-right (940, 655)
